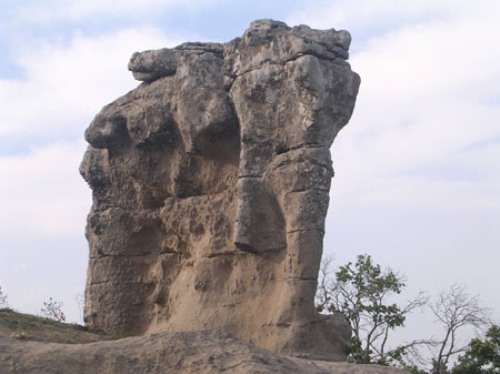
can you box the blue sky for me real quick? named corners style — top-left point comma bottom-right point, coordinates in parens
top-left (0, 0), bottom-right (499, 359)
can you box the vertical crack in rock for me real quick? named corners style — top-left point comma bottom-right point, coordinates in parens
top-left (80, 19), bottom-right (360, 361)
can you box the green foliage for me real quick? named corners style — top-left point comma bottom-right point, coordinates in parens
top-left (317, 254), bottom-right (427, 365)
top-left (403, 365), bottom-right (428, 374)
top-left (317, 256), bottom-right (493, 373)
top-left (451, 324), bottom-right (500, 374)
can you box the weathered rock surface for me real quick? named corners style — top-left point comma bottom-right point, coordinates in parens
top-left (0, 332), bottom-right (409, 374)
top-left (80, 19), bottom-right (360, 360)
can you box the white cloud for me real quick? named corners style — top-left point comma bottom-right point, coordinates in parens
top-left (352, 17), bottom-right (500, 103)
top-left (287, 0), bottom-right (500, 38)
top-left (0, 27), bottom-right (181, 143)
top-left (0, 141), bottom-right (90, 237)
top-left (6, 0), bottom-right (213, 25)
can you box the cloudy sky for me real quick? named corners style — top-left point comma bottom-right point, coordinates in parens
top-left (0, 0), bottom-right (498, 349)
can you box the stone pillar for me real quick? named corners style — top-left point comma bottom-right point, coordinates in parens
top-left (81, 19), bottom-right (360, 360)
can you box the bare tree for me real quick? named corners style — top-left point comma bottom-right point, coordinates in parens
top-left (41, 297), bottom-right (66, 322)
top-left (430, 284), bottom-right (491, 374)
top-left (316, 256), bottom-right (336, 311)
top-left (0, 286), bottom-right (8, 308)
top-left (75, 292), bottom-right (85, 324)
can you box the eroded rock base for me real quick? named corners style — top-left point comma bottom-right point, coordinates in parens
top-left (0, 333), bottom-right (410, 374)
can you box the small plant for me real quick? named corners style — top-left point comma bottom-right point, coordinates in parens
top-left (41, 297), bottom-right (66, 322)
top-left (0, 286), bottom-right (8, 308)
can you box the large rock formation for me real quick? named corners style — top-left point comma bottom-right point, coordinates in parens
top-left (80, 19), bottom-right (360, 360)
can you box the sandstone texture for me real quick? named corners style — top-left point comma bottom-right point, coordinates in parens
top-left (0, 332), bottom-right (409, 374)
top-left (80, 19), bottom-right (360, 360)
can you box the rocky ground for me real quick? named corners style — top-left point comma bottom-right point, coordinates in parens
top-left (0, 308), bottom-right (109, 344)
top-left (0, 309), bottom-right (409, 374)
